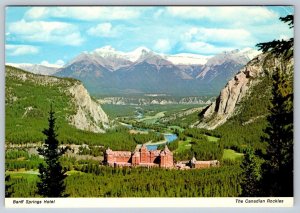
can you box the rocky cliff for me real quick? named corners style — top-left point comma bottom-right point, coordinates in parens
top-left (6, 65), bottom-right (109, 133)
top-left (195, 53), bottom-right (293, 129)
top-left (68, 83), bottom-right (109, 133)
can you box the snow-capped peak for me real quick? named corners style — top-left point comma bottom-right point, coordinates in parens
top-left (92, 45), bottom-right (124, 58)
top-left (165, 53), bottom-right (212, 65)
top-left (132, 46), bottom-right (150, 53)
top-left (89, 45), bottom-right (213, 65)
top-left (67, 46), bottom-right (261, 71)
top-left (126, 46), bottom-right (151, 62)
top-left (205, 48), bottom-right (261, 66)
top-left (240, 47), bottom-right (261, 60)
top-left (91, 45), bottom-right (153, 62)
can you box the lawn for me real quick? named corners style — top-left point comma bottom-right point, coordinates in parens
top-left (139, 111), bottom-right (166, 124)
top-left (222, 149), bottom-right (244, 160)
top-left (66, 170), bottom-right (85, 175)
top-left (175, 137), bottom-right (192, 153)
top-left (206, 135), bottom-right (220, 142)
top-left (6, 171), bottom-right (39, 182)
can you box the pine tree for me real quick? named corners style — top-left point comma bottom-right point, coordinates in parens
top-left (5, 174), bottom-right (13, 197)
top-left (240, 148), bottom-right (261, 196)
top-left (260, 67), bottom-right (293, 196)
top-left (37, 105), bottom-right (68, 197)
top-left (256, 14), bottom-right (293, 197)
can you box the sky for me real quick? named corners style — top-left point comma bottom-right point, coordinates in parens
top-left (5, 6), bottom-right (294, 66)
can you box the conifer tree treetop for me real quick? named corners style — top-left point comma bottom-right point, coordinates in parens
top-left (37, 105), bottom-right (68, 197)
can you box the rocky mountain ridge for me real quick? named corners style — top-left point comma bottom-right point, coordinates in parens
top-left (6, 66), bottom-right (109, 133)
top-left (55, 47), bottom-right (259, 96)
top-left (68, 83), bottom-right (109, 133)
top-left (195, 52), bottom-right (294, 129)
top-left (7, 46), bottom-right (260, 96)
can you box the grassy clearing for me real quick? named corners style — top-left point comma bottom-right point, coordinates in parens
top-left (206, 135), bottom-right (220, 142)
top-left (139, 111), bottom-right (166, 124)
top-left (168, 125), bottom-right (185, 132)
top-left (101, 104), bottom-right (137, 118)
top-left (175, 134), bottom-right (220, 154)
top-left (222, 149), bottom-right (244, 160)
top-left (175, 138), bottom-right (192, 153)
top-left (66, 170), bottom-right (85, 175)
top-left (6, 171), bottom-right (39, 182)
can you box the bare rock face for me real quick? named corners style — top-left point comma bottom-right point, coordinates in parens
top-left (196, 53), bottom-right (291, 130)
top-left (68, 83), bottom-right (109, 133)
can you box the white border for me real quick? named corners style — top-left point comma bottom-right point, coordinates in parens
top-left (1, 0), bottom-right (299, 212)
top-left (5, 198), bottom-right (294, 208)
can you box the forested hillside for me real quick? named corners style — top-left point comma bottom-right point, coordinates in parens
top-left (197, 52), bottom-right (293, 154)
top-left (5, 66), bottom-right (166, 150)
top-left (6, 66), bottom-right (111, 142)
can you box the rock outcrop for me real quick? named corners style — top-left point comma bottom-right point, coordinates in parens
top-left (68, 83), bottom-right (109, 133)
top-left (195, 53), bottom-right (293, 129)
top-left (6, 65), bottom-right (109, 133)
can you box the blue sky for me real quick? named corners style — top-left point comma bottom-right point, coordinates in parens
top-left (5, 6), bottom-right (294, 66)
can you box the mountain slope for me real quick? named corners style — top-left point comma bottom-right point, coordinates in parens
top-left (196, 49), bottom-right (260, 88)
top-left (5, 66), bottom-right (109, 144)
top-left (195, 52), bottom-right (293, 130)
top-left (194, 52), bottom-right (293, 152)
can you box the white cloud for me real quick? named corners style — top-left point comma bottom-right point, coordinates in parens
top-left (40, 60), bottom-right (65, 68)
top-left (25, 7), bottom-right (49, 19)
top-left (183, 27), bottom-right (253, 46)
top-left (6, 44), bottom-right (39, 56)
top-left (87, 23), bottom-right (116, 37)
top-left (182, 41), bottom-right (234, 55)
top-left (154, 39), bottom-right (172, 53)
top-left (55, 59), bottom-right (65, 66)
top-left (8, 19), bottom-right (84, 46)
top-left (25, 7), bottom-right (141, 21)
top-left (167, 6), bottom-right (278, 24)
top-left (167, 7), bottom-right (211, 19)
top-left (248, 22), bottom-right (294, 42)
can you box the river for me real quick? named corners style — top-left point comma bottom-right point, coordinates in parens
top-left (119, 122), bottom-right (178, 150)
top-left (146, 133), bottom-right (178, 150)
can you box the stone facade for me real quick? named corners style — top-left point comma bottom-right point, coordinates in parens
top-left (189, 157), bottom-right (220, 169)
top-left (104, 144), bottom-right (174, 168)
top-left (105, 149), bottom-right (132, 167)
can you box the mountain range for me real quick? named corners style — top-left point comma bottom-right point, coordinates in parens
top-left (8, 46), bottom-right (260, 96)
top-left (6, 63), bottom-right (60, 76)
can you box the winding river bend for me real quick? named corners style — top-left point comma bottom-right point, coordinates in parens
top-left (119, 122), bottom-right (178, 150)
top-left (146, 133), bottom-right (178, 150)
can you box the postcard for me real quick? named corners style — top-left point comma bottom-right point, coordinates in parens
top-left (4, 5), bottom-right (294, 208)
